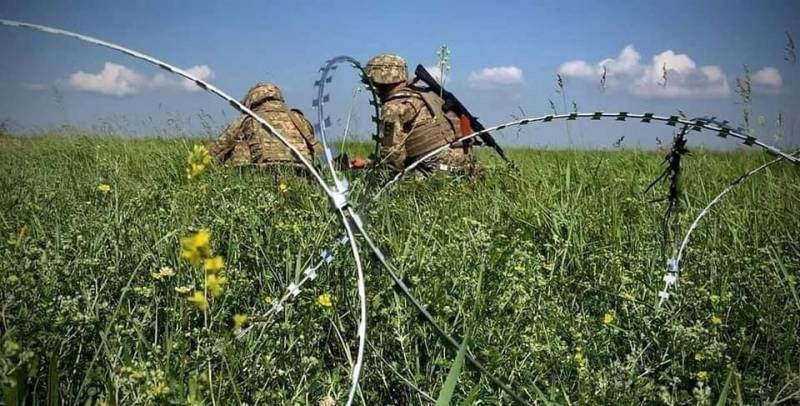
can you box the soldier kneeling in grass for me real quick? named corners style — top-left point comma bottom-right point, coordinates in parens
top-left (210, 82), bottom-right (321, 167)
top-left (347, 53), bottom-right (478, 176)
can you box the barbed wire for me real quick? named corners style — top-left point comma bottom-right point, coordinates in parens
top-left (242, 107), bottom-right (800, 404)
top-left (375, 112), bottom-right (798, 307)
top-left (672, 150), bottom-right (800, 297)
top-left (0, 18), bottom-right (368, 406)
top-left (378, 112), bottom-right (799, 199)
top-left (5, 19), bottom-right (799, 404)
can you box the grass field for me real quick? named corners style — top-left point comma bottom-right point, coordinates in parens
top-left (1, 135), bottom-right (799, 405)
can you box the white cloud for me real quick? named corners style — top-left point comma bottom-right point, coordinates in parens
top-left (751, 67), bottom-right (782, 88)
top-left (67, 62), bottom-right (146, 96)
top-left (558, 45), bottom-right (730, 98)
top-left (65, 62), bottom-right (215, 96)
top-left (468, 66), bottom-right (524, 88)
top-left (559, 60), bottom-right (595, 78)
top-left (558, 45), bottom-right (643, 80)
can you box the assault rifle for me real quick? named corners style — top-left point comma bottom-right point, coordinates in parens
top-left (413, 64), bottom-right (513, 166)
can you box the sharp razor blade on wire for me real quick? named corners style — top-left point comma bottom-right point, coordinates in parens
top-left (5, 19), bottom-right (799, 405)
top-left (0, 19), bottom-right (370, 406)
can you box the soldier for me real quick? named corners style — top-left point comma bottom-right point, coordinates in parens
top-left (210, 82), bottom-right (321, 166)
top-left (356, 53), bottom-right (475, 174)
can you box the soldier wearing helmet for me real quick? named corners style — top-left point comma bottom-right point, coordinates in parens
top-left (356, 53), bottom-right (474, 174)
top-left (210, 82), bottom-right (321, 166)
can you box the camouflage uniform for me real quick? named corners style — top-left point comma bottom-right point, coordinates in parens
top-left (210, 83), bottom-right (320, 166)
top-left (364, 54), bottom-right (474, 174)
top-left (378, 87), bottom-right (473, 173)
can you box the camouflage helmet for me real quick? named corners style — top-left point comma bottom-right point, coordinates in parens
top-left (365, 53), bottom-right (407, 85)
top-left (242, 82), bottom-right (284, 107)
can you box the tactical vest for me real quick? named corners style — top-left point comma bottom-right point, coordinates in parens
top-left (385, 87), bottom-right (462, 159)
top-left (245, 103), bottom-right (318, 162)
top-left (260, 104), bottom-right (316, 153)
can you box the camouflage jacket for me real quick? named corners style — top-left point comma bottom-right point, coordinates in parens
top-left (210, 101), bottom-right (320, 166)
top-left (378, 86), bottom-right (471, 171)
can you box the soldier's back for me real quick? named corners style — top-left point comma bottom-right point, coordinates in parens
top-left (242, 102), bottom-right (316, 164)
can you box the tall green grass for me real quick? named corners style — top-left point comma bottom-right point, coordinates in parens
top-left (1, 136), bottom-right (798, 404)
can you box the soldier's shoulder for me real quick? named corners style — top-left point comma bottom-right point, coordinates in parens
top-left (382, 98), bottom-right (419, 120)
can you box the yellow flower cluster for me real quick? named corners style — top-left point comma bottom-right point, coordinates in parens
top-left (97, 183), bottom-right (112, 193)
top-left (180, 229), bottom-right (226, 310)
top-left (151, 266), bottom-right (175, 280)
top-left (603, 313), bottom-right (615, 324)
top-left (574, 346), bottom-right (588, 374)
top-left (181, 230), bottom-right (212, 263)
top-left (317, 293), bottom-right (333, 308)
top-left (185, 145), bottom-right (212, 180)
top-left (187, 291), bottom-right (207, 311)
top-left (233, 314), bottom-right (248, 330)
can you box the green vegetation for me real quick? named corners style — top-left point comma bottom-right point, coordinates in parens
top-left (1, 136), bottom-right (798, 404)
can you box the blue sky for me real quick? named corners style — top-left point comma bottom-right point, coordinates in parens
top-left (1, 0), bottom-right (798, 149)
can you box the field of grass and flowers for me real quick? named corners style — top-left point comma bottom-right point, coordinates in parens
top-left (1, 134), bottom-right (799, 405)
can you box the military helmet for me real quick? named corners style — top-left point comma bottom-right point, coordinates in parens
top-left (365, 53), bottom-right (408, 85)
top-left (242, 82), bottom-right (284, 107)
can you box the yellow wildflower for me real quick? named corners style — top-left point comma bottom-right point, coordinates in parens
top-left (152, 266), bottom-right (174, 280)
top-left (696, 371), bottom-right (709, 381)
top-left (603, 313), bottom-right (614, 324)
top-left (186, 145), bottom-right (212, 179)
top-left (513, 264), bottom-right (525, 272)
top-left (233, 314), bottom-right (249, 330)
top-left (159, 266), bottom-right (174, 278)
top-left (187, 291), bottom-right (207, 311)
top-left (175, 285), bottom-right (192, 294)
top-left (97, 183), bottom-right (112, 193)
top-left (180, 229), bottom-right (211, 263)
top-left (573, 351), bottom-right (584, 363)
top-left (149, 380), bottom-right (168, 397)
top-left (543, 263), bottom-right (556, 272)
top-left (710, 315), bottom-right (722, 325)
top-left (573, 346), bottom-right (588, 371)
top-left (190, 145), bottom-right (212, 165)
top-left (279, 183), bottom-right (289, 193)
top-left (206, 274), bottom-right (226, 297)
top-left (318, 293), bottom-right (333, 308)
top-left (17, 225), bottom-right (27, 244)
top-left (186, 163), bottom-right (206, 179)
top-left (203, 256), bottom-right (224, 273)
